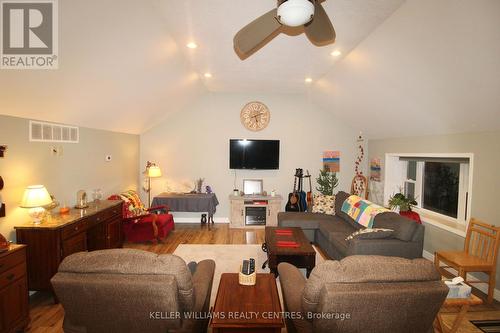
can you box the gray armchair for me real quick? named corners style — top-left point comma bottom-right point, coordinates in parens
top-left (278, 255), bottom-right (448, 333)
top-left (51, 249), bottom-right (215, 333)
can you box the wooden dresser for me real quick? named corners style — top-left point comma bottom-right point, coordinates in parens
top-left (0, 244), bottom-right (29, 333)
top-left (15, 200), bottom-right (123, 292)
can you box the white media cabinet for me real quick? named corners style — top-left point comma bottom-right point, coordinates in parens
top-left (229, 195), bottom-right (283, 228)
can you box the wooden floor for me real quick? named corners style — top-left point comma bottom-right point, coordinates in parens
top-left (26, 223), bottom-right (500, 333)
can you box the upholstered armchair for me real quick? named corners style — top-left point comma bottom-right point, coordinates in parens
top-left (108, 190), bottom-right (174, 243)
top-left (278, 255), bottom-right (448, 333)
top-left (51, 249), bottom-right (216, 333)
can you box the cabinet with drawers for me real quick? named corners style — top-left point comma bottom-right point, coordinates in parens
top-left (15, 200), bottom-right (123, 292)
top-left (0, 245), bottom-right (29, 333)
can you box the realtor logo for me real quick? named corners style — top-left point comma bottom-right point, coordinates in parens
top-left (1, 0), bottom-right (58, 69)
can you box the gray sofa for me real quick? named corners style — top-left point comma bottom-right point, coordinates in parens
top-left (278, 256), bottom-right (448, 333)
top-left (278, 191), bottom-right (424, 259)
top-left (51, 249), bottom-right (215, 333)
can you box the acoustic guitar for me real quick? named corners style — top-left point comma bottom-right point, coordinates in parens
top-left (297, 169), bottom-right (307, 212)
top-left (305, 170), bottom-right (313, 211)
top-left (285, 169), bottom-right (302, 212)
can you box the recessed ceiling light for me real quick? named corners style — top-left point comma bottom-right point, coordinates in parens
top-left (204, 73), bottom-right (212, 78)
top-left (331, 50), bottom-right (342, 57)
top-left (305, 77), bottom-right (313, 83)
top-left (186, 42), bottom-right (198, 49)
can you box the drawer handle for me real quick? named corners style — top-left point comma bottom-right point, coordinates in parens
top-left (74, 226), bottom-right (79, 231)
top-left (96, 217), bottom-right (101, 221)
top-left (6, 273), bottom-right (15, 281)
top-left (113, 210), bottom-right (117, 214)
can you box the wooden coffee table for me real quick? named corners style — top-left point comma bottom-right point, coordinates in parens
top-left (264, 227), bottom-right (316, 277)
top-left (210, 273), bottom-right (284, 333)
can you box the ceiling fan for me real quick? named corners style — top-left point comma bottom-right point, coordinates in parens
top-left (233, 0), bottom-right (336, 60)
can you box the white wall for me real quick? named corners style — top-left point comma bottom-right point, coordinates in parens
top-left (0, 115), bottom-right (139, 241)
top-left (140, 92), bottom-right (364, 221)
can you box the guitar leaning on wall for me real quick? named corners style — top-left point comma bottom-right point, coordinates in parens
top-left (305, 170), bottom-right (313, 211)
top-left (285, 169), bottom-right (302, 212)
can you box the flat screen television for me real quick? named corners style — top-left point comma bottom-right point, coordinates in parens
top-left (229, 139), bottom-right (280, 170)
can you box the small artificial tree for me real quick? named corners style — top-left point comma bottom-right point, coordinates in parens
top-left (316, 167), bottom-right (339, 195)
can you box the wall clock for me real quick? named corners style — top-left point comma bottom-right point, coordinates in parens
top-left (240, 101), bottom-right (270, 131)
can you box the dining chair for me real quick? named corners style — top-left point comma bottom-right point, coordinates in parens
top-left (435, 218), bottom-right (500, 303)
top-left (350, 174), bottom-right (369, 200)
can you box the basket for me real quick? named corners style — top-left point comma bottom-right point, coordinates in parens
top-left (238, 266), bottom-right (256, 286)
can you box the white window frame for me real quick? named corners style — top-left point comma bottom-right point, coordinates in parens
top-left (384, 153), bottom-right (473, 229)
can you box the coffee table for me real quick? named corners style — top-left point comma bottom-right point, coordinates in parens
top-left (263, 227), bottom-right (316, 277)
top-left (210, 273), bottom-right (284, 333)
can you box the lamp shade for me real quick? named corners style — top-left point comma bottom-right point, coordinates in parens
top-left (147, 165), bottom-right (162, 178)
top-left (20, 185), bottom-right (53, 208)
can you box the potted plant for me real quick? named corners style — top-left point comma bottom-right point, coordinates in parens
top-left (316, 167), bottom-right (339, 195)
top-left (388, 192), bottom-right (421, 224)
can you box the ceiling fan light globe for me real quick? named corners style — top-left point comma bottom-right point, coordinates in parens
top-left (277, 0), bottom-right (315, 27)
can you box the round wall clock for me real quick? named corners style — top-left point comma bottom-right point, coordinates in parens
top-left (240, 101), bottom-right (270, 131)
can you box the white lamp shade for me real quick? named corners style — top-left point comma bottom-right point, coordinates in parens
top-left (277, 0), bottom-right (315, 27)
top-left (147, 165), bottom-right (162, 178)
top-left (20, 185), bottom-right (53, 208)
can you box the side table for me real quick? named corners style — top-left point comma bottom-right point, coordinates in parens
top-left (434, 294), bottom-right (483, 333)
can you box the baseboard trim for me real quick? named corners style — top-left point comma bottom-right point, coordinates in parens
top-left (423, 250), bottom-right (500, 301)
top-left (172, 217), bottom-right (230, 224)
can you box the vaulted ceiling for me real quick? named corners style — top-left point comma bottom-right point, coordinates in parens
top-left (1, 0), bottom-right (499, 137)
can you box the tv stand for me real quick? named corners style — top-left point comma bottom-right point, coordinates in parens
top-left (229, 195), bottom-right (283, 228)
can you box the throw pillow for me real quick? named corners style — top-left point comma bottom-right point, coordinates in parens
top-left (312, 194), bottom-right (335, 215)
top-left (345, 228), bottom-right (394, 241)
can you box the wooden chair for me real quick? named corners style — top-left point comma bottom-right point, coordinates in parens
top-left (434, 219), bottom-right (500, 304)
top-left (350, 174), bottom-right (369, 199)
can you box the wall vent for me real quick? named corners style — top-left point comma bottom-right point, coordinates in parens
top-left (29, 121), bottom-right (79, 143)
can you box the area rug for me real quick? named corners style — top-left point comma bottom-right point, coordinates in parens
top-left (471, 320), bottom-right (500, 332)
top-left (173, 244), bottom-right (324, 307)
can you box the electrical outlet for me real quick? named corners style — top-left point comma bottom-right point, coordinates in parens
top-left (0, 203), bottom-right (5, 218)
top-left (105, 155), bottom-right (112, 162)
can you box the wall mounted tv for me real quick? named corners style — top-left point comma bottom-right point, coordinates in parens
top-left (230, 139), bottom-right (280, 170)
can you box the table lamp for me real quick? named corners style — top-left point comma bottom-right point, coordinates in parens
top-left (145, 162), bottom-right (162, 208)
top-left (20, 185), bottom-right (53, 225)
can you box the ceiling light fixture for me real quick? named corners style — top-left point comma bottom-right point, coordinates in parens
top-left (277, 0), bottom-right (315, 27)
top-left (305, 77), bottom-right (313, 83)
top-left (186, 42), bottom-right (198, 49)
top-left (204, 73), bottom-right (212, 78)
top-left (331, 50), bottom-right (342, 57)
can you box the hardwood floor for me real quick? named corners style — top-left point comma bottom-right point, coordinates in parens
top-left (25, 223), bottom-right (500, 333)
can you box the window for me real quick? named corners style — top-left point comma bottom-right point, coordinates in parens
top-left (385, 154), bottom-right (472, 224)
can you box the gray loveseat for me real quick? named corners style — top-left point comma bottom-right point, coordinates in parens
top-left (278, 191), bottom-right (424, 259)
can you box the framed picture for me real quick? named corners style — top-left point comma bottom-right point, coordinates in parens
top-left (243, 179), bottom-right (263, 195)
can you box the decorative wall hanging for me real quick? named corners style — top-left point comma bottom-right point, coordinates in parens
top-left (370, 158), bottom-right (381, 182)
top-left (352, 134), bottom-right (367, 196)
top-left (322, 151), bottom-right (340, 172)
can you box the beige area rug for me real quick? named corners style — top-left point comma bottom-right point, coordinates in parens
top-left (173, 244), bottom-right (325, 308)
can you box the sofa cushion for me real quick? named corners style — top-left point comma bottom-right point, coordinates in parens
top-left (318, 220), bottom-right (354, 257)
top-left (278, 212), bottom-right (335, 229)
top-left (301, 255), bottom-right (441, 313)
top-left (373, 212), bottom-right (417, 241)
top-left (311, 194), bottom-right (335, 215)
top-left (345, 228), bottom-right (394, 241)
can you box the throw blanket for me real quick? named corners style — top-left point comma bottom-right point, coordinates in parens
top-left (341, 195), bottom-right (390, 228)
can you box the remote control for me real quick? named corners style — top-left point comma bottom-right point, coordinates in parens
top-left (249, 258), bottom-right (255, 274)
top-left (242, 260), bottom-right (250, 275)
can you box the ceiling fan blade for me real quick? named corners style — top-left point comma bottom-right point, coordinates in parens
top-left (234, 8), bottom-right (282, 60)
top-left (304, 1), bottom-right (336, 46)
